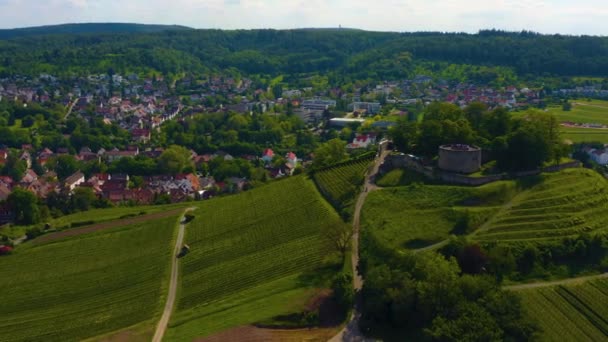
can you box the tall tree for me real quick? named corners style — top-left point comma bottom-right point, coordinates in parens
top-left (7, 188), bottom-right (40, 225)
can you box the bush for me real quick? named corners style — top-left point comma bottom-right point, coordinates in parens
top-left (184, 213), bottom-right (195, 223)
top-left (71, 220), bottom-right (95, 228)
top-left (26, 227), bottom-right (43, 240)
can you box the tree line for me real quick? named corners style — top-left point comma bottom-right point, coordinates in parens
top-left (2, 29), bottom-right (608, 79)
top-left (389, 102), bottom-right (568, 172)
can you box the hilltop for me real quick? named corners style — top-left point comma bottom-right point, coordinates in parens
top-left (0, 27), bottom-right (608, 77)
top-left (0, 23), bottom-right (192, 39)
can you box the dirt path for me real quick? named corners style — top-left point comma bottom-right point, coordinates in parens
top-left (504, 273), bottom-right (608, 291)
top-left (328, 145), bottom-right (389, 342)
top-left (64, 98), bottom-right (78, 120)
top-left (152, 208), bottom-right (194, 342)
top-left (34, 208), bottom-right (186, 245)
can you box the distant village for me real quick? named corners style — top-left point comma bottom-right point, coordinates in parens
top-left (0, 72), bottom-right (590, 224)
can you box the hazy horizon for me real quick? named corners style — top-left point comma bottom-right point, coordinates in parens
top-left (0, 0), bottom-right (607, 36)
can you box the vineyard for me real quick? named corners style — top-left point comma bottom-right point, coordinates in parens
top-left (312, 156), bottom-right (373, 211)
top-left (518, 278), bottom-right (608, 341)
top-left (361, 180), bottom-right (516, 250)
top-left (476, 168), bottom-right (608, 243)
top-left (167, 176), bottom-right (342, 341)
top-left (0, 215), bottom-right (180, 341)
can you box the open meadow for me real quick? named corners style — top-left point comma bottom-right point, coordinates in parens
top-left (511, 100), bottom-right (608, 143)
top-left (517, 278), bottom-right (608, 341)
top-left (361, 181), bottom-right (516, 250)
top-left (0, 214), bottom-right (180, 341)
top-left (166, 176), bottom-right (344, 341)
top-left (549, 100), bottom-right (608, 125)
top-left (561, 127), bottom-right (608, 143)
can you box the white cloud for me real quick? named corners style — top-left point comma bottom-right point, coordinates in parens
top-left (0, 0), bottom-right (607, 35)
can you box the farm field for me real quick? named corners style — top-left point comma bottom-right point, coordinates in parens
top-left (0, 202), bottom-right (188, 240)
top-left (475, 168), bottom-right (608, 243)
top-left (312, 156), bottom-right (373, 211)
top-left (167, 176), bottom-right (343, 340)
top-left (561, 126), bottom-right (608, 143)
top-left (547, 100), bottom-right (608, 125)
top-left (517, 278), bottom-right (608, 341)
top-left (0, 214), bottom-right (180, 341)
top-left (361, 181), bottom-right (516, 250)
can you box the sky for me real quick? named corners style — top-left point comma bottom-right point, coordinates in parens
top-left (0, 0), bottom-right (608, 35)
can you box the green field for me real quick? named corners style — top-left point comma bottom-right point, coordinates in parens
top-left (376, 168), bottom-right (431, 187)
top-left (476, 168), bottom-right (608, 243)
top-left (548, 100), bottom-right (608, 125)
top-left (312, 156), bottom-right (372, 211)
top-left (0, 203), bottom-right (188, 240)
top-left (166, 176), bottom-right (343, 340)
top-left (0, 215), bottom-right (180, 341)
top-left (561, 127), bottom-right (608, 143)
top-left (361, 181), bottom-right (516, 250)
top-left (518, 278), bottom-right (608, 341)
top-left (512, 100), bottom-right (608, 143)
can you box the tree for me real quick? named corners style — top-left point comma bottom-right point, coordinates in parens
top-left (389, 119), bottom-right (418, 152)
top-left (7, 188), bottom-right (40, 225)
top-left (71, 187), bottom-right (96, 212)
top-left (332, 272), bottom-right (354, 310)
top-left (313, 138), bottom-right (347, 168)
top-left (324, 222), bottom-right (354, 263)
top-left (2, 150), bottom-right (26, 182)
top-left (53, 154), bottom-right (80, 180)
top-left (157, 145), bottom-right (193, 175)
top-left (464, 102), bottom-right (487, 130)
top-left (496, 110), bottom-right (562, 171)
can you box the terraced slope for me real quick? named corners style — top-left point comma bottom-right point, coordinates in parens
top-left (313, 156), bottom-right (373, 211)
top-left (518, 278), bottom-right (608, 341)
top-left (167, 176), bottom-right (342, 341)
top-left (476, 168), bottom-right (608, 243)
top-left (0, 215), bottom-right (179, 341)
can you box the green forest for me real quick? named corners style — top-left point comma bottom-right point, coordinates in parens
top-left (1, 28), bottom-right (608, 81)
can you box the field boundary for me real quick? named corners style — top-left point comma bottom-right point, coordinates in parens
top-left (33, 208), bottom-right (185, 244)
top-left (505, 273), bottom-right (608, 291)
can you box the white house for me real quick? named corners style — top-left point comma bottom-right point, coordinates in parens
top-left (348, 134), bottom-right (377, 149)
top-left (64, 171), bottom-right (85, 191)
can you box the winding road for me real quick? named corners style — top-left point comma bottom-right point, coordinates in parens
top-left (152, 208), bottom-right (194, 342)
top-left (328, 145), bottom-right (389, 342)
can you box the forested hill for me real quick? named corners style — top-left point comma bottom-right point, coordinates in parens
top-left (0, 23), bottom-right (192, 39)
top-left (0, 27), bottom-right (607, 79)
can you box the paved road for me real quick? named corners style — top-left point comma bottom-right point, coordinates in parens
top-left (152, 208), bottom-right (194, 342)
top-left (504, 272), bottom-right (608, 291)
top-left (328, 146), bottom-right (389, 342)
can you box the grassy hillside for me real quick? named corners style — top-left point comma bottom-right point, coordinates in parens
top-left (361, 181), bottom-right (517, 250)
top-left (166, 176), bottom-right (343, 340)
top-left (518, 278), bottom-right (608, 341)
top-left (0, 214), bottom-right (180, 341)
top-left (312, 156), bottom-right (373, 215)
top-left (476, 168), bottom-right (608, 243)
